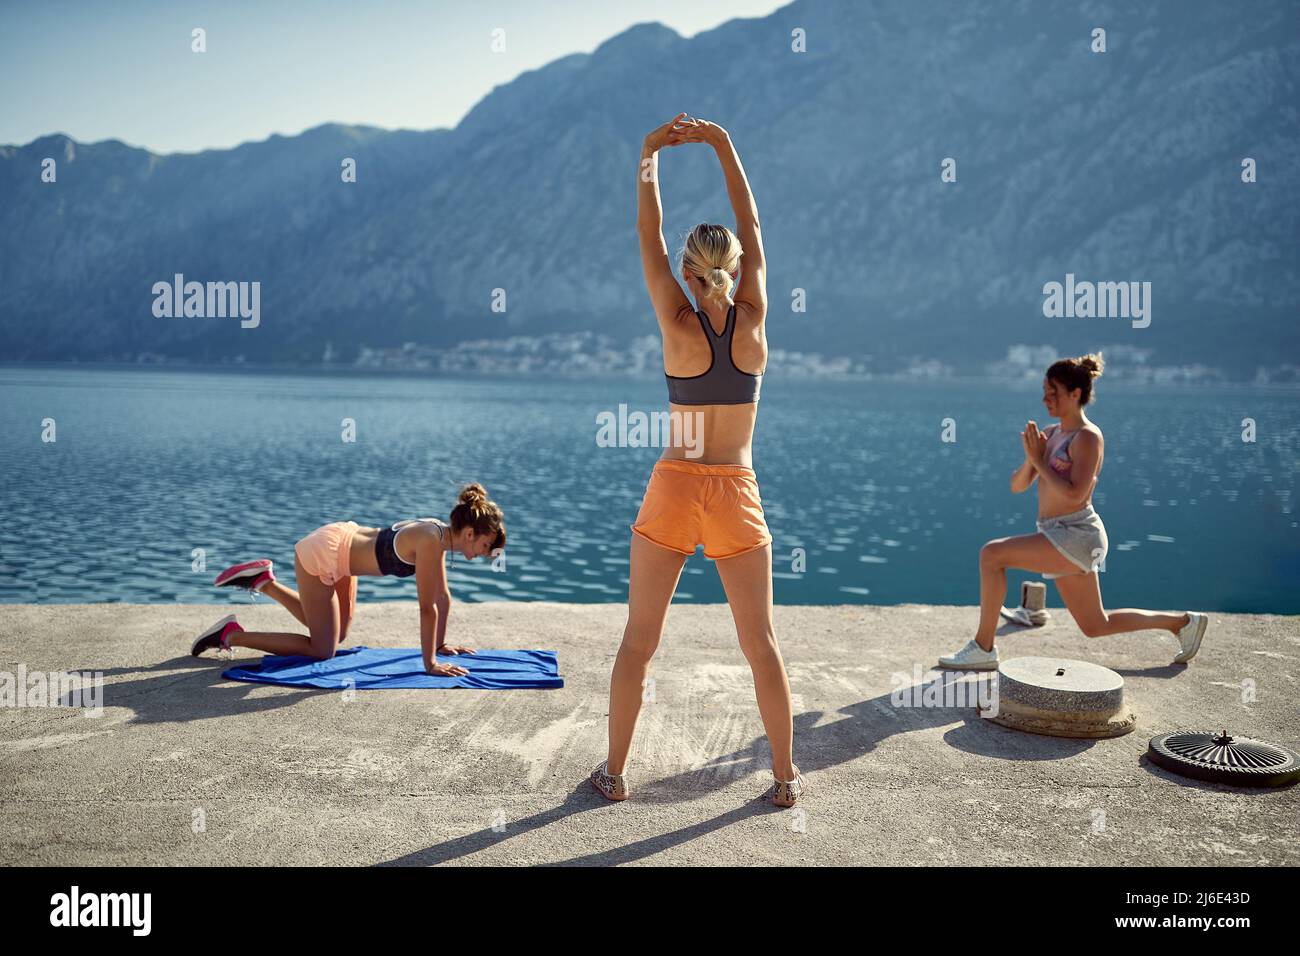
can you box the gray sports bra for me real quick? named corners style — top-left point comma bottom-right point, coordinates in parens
top-left (665, 304), bottom-right (763, 405)
top-left (375, 518), bottom-right (446, 578)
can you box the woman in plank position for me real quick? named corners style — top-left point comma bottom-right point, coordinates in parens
top-left (938, 354), bottom-right (1207, 670)
top-left (190, 483), bottom-right (505, 676)
top-left (591, 114), bottom-right (804, 807)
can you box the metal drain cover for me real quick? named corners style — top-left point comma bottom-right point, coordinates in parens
top-left (1148, 731), bottom-right (1300, 787)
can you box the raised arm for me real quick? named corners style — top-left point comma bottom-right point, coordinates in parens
top-left (637, 114), bottom-right (695, 328)
top-left (688, 120), bottom-right (766, 316)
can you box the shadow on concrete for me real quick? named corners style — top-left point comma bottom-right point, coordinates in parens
top-left (546, 798), bottom-right (781, 866)
top-left (996, 620), bottom-right (1047, 637)
top-left (377, 787), bottom-right (605, 867)
top-left (621, 669), bottom-right (1100, 797)
top-left (625, 670), bottom-right (1096, 806)
top-left (717, 670), bottom-right (1097, 781)
top-left (1111, 663), bottom-right (1185, 678)
top-left (76, 655), bottom-right (326, 723)
top-left (377, 671), bottom-right (1094, 866)
top-left (376, 782), bottom-right (781, 867)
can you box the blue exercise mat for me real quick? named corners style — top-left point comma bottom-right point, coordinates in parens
top-left (222, 646), bottom-right (563, 690)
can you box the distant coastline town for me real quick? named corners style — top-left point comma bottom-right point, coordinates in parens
top-left (345, 336), bottom-right (1300, 387)
top-left (53, 335), bottom-right (1300, 387)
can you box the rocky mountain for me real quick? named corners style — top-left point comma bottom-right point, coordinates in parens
top-left (1, 0), bottom-right (1296, 376)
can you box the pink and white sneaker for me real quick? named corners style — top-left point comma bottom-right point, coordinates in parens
top-left (191, 615), bottom-right (244, 657)
top-left (214, 559), bottom-right (274, 592)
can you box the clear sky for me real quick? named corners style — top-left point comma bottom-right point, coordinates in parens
top-left (0, 0), bottom-right (788, 154)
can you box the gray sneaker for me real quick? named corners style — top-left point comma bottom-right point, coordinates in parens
top-left (1173, 612), bottom-right (1208, 664)
top-left (938, 639), bottom-right (999, 670)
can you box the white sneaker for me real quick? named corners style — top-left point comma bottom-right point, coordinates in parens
top-left (999, 605), bottom-right (1050, 627)
top-left (1173, 612), bottom-right (1208, 664)
top-left (938, 639), bottom-right (999, 670)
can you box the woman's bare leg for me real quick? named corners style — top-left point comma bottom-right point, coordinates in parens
top-left (336, 576), bottom-right (357, 643)
top-left (259, 579), bottom-right (308, 627)
top-left (229, 556), bottom-right (341, 660)
top-left (715, 544), bottom-right (795, 782)
top-left (974, 534), bottom-right (1080, 650)
top-left (605, 534), bottom-right (687, 776)
top-left (261, 574), bottom-right (354, 639)
top-left (1053, 572), bottom-right (1190, 637)
top-left (226, 630), bottom-right (318, 656)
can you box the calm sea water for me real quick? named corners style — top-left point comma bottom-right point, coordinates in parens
top-left (0, 366), bottom-right (1296, 612)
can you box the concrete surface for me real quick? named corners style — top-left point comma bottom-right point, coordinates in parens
top-left (1, 601), bottom-right (1297, 866)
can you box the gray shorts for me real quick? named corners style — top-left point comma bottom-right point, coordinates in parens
top-left (1037, 505), bottom-right (1108, 579)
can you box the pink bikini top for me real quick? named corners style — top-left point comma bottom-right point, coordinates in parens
top-left (1046, 427), bottom-right (1081, 479)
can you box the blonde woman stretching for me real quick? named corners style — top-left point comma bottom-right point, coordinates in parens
top-left (591, 114), bottom-right (804, 807)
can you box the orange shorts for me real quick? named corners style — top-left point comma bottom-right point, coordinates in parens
top-left (631, 460), bottom-right (772, 560)
top-left (294, 521), bottom-right (359, 586)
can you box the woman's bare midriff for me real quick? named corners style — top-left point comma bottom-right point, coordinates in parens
top-left (1037, 498), bottom-right (1094, 521)
top-left (347, 526), bottom-right (382, 577)
top-left (1036, 453), bottom-right (1103, 520)
top-left (661, 402), bottom-right (757, 467)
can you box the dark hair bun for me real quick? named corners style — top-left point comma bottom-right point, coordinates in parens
top-left (458, 483), bottom-right (488, 507)
top-left (1078, 352), bottom-right (1105, 378)
top-left (449, 482), bottom-right (506, 552)
top-left (1046, 353), bottom-right (1103, 406)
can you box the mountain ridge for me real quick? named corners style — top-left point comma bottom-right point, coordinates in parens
top-left (2, 0), bottom-right (1296, 377)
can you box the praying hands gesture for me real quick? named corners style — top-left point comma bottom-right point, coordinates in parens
top-left (1021, 421), bottom-right (1047, 469)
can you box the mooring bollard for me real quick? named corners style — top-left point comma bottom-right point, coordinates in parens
top-left (1021, 581), bottom-right (1047, 612)
top-left (981, 656), bottom-right (1137, 738)
top-left (1000, 581), bottom-right (1051, 628)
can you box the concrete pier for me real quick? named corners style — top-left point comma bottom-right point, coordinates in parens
top-left (1, 602), bottom-right (1296, 866)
